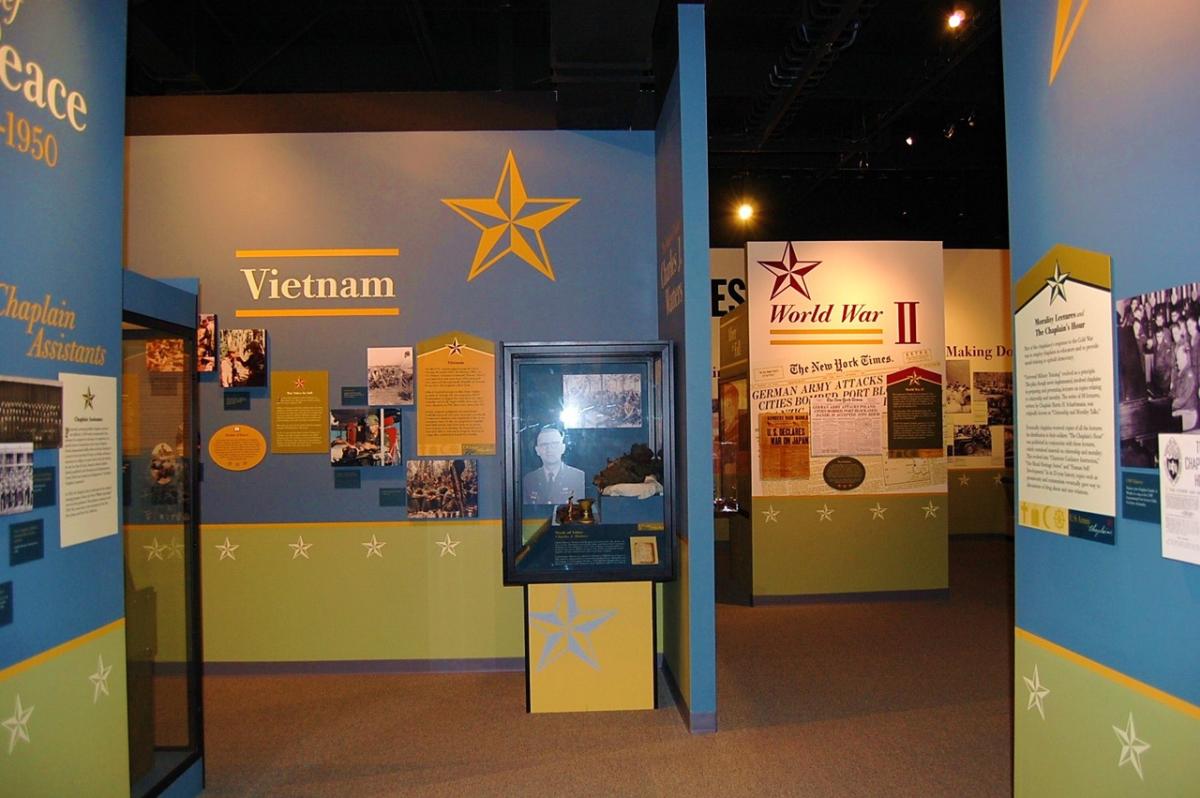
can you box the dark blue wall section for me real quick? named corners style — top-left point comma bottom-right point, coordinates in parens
top-left (126, 131), bottom-right (659, 524)
top-left (0, 0), bottom-right (127, 668)
top-left (1004, 0), bottom-right (1200, 701)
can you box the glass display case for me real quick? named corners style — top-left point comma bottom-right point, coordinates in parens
top-left (501, 341), bottom-right (675, 584)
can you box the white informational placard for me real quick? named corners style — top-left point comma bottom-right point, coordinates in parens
top-left (58, 373), bottom-right (118, 547)
top-left (1013, 245), bottom-right (1116, 542)
top-left (1160, 434), bottom-right (1200, 566)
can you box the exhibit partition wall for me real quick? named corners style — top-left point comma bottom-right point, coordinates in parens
top-left (745, 241), bottom-right (948, 600)
top-left (653, 4), bottom-right (717, 731)
top-left (1003, 1), bottom-right (1200, 794)
top-left (943, 249), bottom-right (1013, 536)
top-left (0, 2), bottom-right (135, 796)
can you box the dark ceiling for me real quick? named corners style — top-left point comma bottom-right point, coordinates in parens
top-left (126, 0), bottom-right (1008, 249)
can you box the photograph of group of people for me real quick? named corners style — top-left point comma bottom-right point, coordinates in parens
top-left (562, 373), bottom-right (643, 428)
top-left (974, 371), bottom-right (1012, 426)
top-left (944, 359), bottom-right (972, 413)
top-left (219, 328), bottom-right (267, 388)
top-left (367, 346), bottom-right (414, 406)
top-left (406, 458), bottom-right (479, 518)
top-left (0, 442), bottom-right (34, 516)
top-left (146, 338), bottom-right (186, 373)
top-left (0, 378), bottom-right (62, 449)
top-left (330, 408), bottom-right (401, 467)
top-left (1117, 283), bottom-right (1200, 466)
top-left (197, 314), bottom-right (217, 372)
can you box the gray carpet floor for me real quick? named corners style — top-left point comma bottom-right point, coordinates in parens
top-left (199, 537), bottom-right (1012, 796)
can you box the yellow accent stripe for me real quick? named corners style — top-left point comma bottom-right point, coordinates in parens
top-left (1016, 627), bottom-right (1200, 719)
top-left (770, 328), bottom-right (883, 335)
top-left (0, 619), bottom-right (125, 682)
top-left (204, 519), bottom-right (499, 530)
top-left (751, 492), bottom-right (948, 499)
top-left (235, 308), bottom-right (400, 318)
top-left (771, 339), bottom-right (884, 346)
top-left (234, 248), bottom-right (399, 258)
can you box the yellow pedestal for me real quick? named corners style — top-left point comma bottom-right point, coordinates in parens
top-left (525, 581), bottom-right (655, 713)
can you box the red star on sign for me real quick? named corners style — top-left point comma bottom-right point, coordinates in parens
top-left (294, 378), bottom-right (306, 390)
top-left (758, 242), bottom-right (821, 300)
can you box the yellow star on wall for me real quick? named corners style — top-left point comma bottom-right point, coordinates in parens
top-left (442, 150), bottom-right (580, 282)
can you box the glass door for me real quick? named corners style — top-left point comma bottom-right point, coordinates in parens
top-left (121, 312), bottom-right (202, 796)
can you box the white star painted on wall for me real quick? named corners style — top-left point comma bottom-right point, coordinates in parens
top-left (869, 502), bottom-right (887, 520)
top-left (166, 537), bottom-right (184, 559)
top-left (816, 504), bottom-right (834, 521)
top-left (922, 501), bottom-right (940, 519)
top-left (143, 537), bottom-right (166, 561)
top-left (1022, 665), bottom-right (1049, 720)
top-left (89, 655), bottom-right (113, 704)
top-left (289, 536), bottom-right (312, 560)
top-left (216, 537), bottom-right (239, 561)
top-left (528, 585), bottom-right (616, 672)
top-left (3, 695), bottom-right (33, 754)
top-left (1112, 712), bottom-right (1150, 780)
top-left (762, 506), bottom-right (780, 523)
top-left (957, 473), bottom-right (971, 486)
top-left (436, 533), bottom-right (460, 557)
top-left (1045, 260), bottom-right (1070, 305)
top-left (362, 534), bottom-right (387, 559)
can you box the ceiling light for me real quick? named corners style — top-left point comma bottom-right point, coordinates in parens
top-left (948, 10), bottom-right (966, 29)
top-left (737, 203), bottom-right (754, 221)
top-left (904, 135), bottom-right (914, 146)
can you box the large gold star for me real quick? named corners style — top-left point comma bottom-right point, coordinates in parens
top-left (442, 151), bottom-right (580, 282)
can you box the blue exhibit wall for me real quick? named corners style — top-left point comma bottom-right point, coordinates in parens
top-left (125, 128), bottom-right (661, 666)
top-left (0, 1), bottom-right (132, 795)
top-left (654, 4), bottom-right (717, 732)
top-left (1003, 1), bottom-right (1200, 793)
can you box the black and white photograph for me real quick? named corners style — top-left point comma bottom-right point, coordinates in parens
top-left (944, 359), bottom-right (972, 413)
top-left (197, 313), bottom-right (217, 372)
top-left (952, 424), bottom-right (992, 458)
top-left (146, 338), bottom-right (185, 373)
top-left (561, 372), bottom-right (642, 428)
top-left (974, 371), bottom-right (1012, 426)
top-left (368, 346), bottom-right (414, 406)
top-left (219, 328), bottom-right (267, 388)
top-left (0, 442), bottom-right (34, 516)
top-left (1115, 283), bottom-right (1200, 467)
top-left (406, 459), bottom-right (479, 518)
top-left (0, 377), bottom-right (63, 449)
top-left (330, 408), bottom-right (401, 467)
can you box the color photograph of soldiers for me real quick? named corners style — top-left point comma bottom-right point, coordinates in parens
top-left (562, 372), bottom-right (642, 428)
top-left (367, 346), bottom-right (414, 406)
top-left (1116, 284), bottom-right (1200, 466)
top-left (219, 328), bottom-right (267, 388)
top-left (973, 371), bottom-right (1012, 425)
top-left (0, 443), bottom-right (34, 516)
top-left (944, 359), bottom-right (971, 413)
top-left (146, 338), bottom-right (185, 372)
top-left (197, 314), bottom-right (217, 372)
top-left (406, 459), bottom-right (479, 519)
top-left (0, 379), bottom-right (63, 449)
top-left (330, 409), bottom-right (400, 467)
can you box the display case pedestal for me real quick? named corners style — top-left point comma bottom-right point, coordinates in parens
top-left (524, 581), bottom-right (656, 713)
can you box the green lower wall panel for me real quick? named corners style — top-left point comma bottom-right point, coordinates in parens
top-left (1015, 630), bottom-right (1200, 796)
top-left (202, 522), bottom-right (525, 662)
top-left (662, 536), bottom-right (691, 706)
top-left (0, 622), bottom-right (130, 797)
top-left (947, 468), bottom-right (1013, 536)
top-left (126, 525), bottom-right (191, 663)
top-left (752, 494), bottom-right (948, 597)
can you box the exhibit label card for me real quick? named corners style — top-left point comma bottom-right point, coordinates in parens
top-left (1159, 434), bottom-right (1200, 566)
top-left (224, 392), bottom-right (251, 411)
top-left (58, 373), bottom-right (118, 547)
top-left (0, 581), bottom-right (11, 627)
top-left (31, 467), bottom-right (55, 508)
top-left (270, 370), bottom-right (329, 453)
top-left (341, 386), bottom-right (368, 406)
top-left (9, 520), bottom-right (44, 565)
top-left (416, 331), bottom-right (496, 456)
top-left (1013, 244), bottom-right (1116, 541)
